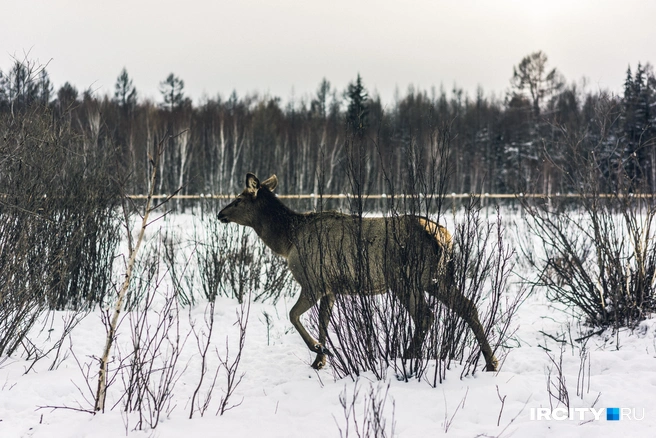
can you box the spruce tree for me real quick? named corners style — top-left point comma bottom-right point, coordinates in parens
top-left (346, 74), bottom-right (368, 136)
top-left (56, 82), bottom-right (78, 110)
top-left (621, 63), bottom-right (655, 190)
top-left (114, 68), bottom-right (137, 112)
top-left (311, 78), bottom-right (331, 119)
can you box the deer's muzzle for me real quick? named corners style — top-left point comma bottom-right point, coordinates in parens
top-left (217, 212), bottom-right (230, 223)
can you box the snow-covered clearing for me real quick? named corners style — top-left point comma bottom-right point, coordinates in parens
top-left (1, 209), bottom-right (655, 437)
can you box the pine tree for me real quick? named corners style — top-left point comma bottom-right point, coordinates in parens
top-left (35, 69), bottom-right (53, 106)
top-left (311, 78), bottom-right (331, 119)
top-left (114, 68), bottom-right (137, 112)
top-left (623, 66), bottom-right (633, 94)
top-left (159, 73), bottom-right (185, 111)
top-left (7, 60), bottom-right (39, 108)
top-left (622, 66), bottom-right (634, 119)
top-left (510, 51), bottom-right (563, 119)
top-left (56, 82), bottom-right (78, 110)
top-left (345, 74), bottom-right (368, 136)
top-left (633, 64), bottom-right (656, 190)
top-left (621, 63), bottom-right (656, 190)
top-left (622, 65), bottom-right (636, 147)
top-left (633, 64), bottom-right (649, 129)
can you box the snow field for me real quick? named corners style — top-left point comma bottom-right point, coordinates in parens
top-left (1, 209), bottom-right (655, 437)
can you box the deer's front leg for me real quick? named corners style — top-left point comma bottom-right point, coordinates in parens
top-left (290, 290), bottom-right (332, 369)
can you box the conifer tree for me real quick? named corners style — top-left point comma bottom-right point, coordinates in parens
top-left (311, 78), bottom-right (331, 119)
top-left (159, 73), bottom-right (186, 111)
top-left (114, 67), bottom-right (137, 112)
top-left (346, 74), bottom-right (368, 136)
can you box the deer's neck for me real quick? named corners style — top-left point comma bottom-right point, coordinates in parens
top-left (252, 200), bottom-right (298, 258)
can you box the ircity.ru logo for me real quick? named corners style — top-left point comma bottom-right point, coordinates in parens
top-left (529, 407), bottom-right (645, 421)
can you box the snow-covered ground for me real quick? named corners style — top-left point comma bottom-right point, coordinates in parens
top-left (1, 210), bottom-right (655, 437)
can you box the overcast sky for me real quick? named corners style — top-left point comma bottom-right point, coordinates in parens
top-left (2, 0), bottom-right (655, 105)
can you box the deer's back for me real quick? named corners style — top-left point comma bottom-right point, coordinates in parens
top-left (286, 213), bottom-right (450, 296)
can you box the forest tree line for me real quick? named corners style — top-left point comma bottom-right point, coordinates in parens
top-left (1, 51), bottom-right (655, 198)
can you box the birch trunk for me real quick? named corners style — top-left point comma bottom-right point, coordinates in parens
top-left (94, 136), bottom-right (164, 412)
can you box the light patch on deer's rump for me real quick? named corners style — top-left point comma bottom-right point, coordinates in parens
top-left (417, 217), bottom-right (452, 248)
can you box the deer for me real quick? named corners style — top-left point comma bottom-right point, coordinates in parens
top-left (217, 173), bottom-right (498, 372)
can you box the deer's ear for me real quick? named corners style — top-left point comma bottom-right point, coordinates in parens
top-left (246, 173), bottom-right (260, 190)
top-left (261, 175), bottom-right (278, 192)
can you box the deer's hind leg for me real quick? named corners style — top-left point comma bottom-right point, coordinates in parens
top-left (289, 288), bottom-right (333, 369)
top-left (433, 286), bottom-right (498, 372)
top-left (395, 288), bottom-right (434, 359)
top-left (311, 294), bottom-right (335, 369)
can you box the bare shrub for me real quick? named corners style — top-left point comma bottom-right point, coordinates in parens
top-left (545, 343), bottom-right (569, 411)
top-left (334, 380), bottom-right (396, 438)
top-left (188, 300), bottom-right (219, 419)
top-left (522, 99), bottom-right (656, 329)
top-left (447, 202), bottom-right (524, 381)
top-left (0, 92), bottom-right (120, 359)
top-left (524, 196), bottom-right (656, 329)
top-left (120, 242), bottom-right (187, 430)
top-left (162, 232), bottom-right (197, 307)
top-left (195, 215), bottom-right (295, 304)
top-left (216, 295), bottom-right (250, 416)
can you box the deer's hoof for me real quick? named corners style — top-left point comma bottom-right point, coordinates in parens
top-left (486, 357), bottom-right (499, 372)
top-left (311, 355), bottom-right (326, 370)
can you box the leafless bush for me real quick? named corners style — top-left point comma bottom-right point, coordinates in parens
top-left (188, 300), bottom-right (219, 419)
top-left (157, 214), bottom-right (254, 418)
top-left (119, 244), bottom-right (187, 430)
top-left (185, 291), bottom-right (251, 419)
top-left (545, 343), bottom-right (569, 411)
top-left (447, 203), bottom-right (524, 381)
top-left (522, 102), bottom-right (656, 329)
top-left (524, 196), bottom-right (656, 329)
top-left (0, 88), bottom-right (120, 360)
top-left (576, 340), bottom-right (591, 400)
top-left (123, 243), bottom-right (160, 311)
top-left (216, 295), bottom-right (250, 416)
top-left (24, 311), bottom-right (89, 374)
top-left (195, 216), bottom-right (295, 304)
top-left (334, 380), bottom-right (396, 438)
top-left (163, 232), bottom-right (197, 307)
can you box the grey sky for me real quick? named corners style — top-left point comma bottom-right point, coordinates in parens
top-left (2, 0), bottom-right (655, 105)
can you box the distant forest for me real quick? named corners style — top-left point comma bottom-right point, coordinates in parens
top-left (1, 51), bottom-right (655, 197)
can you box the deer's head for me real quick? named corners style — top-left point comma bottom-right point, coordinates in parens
top-left (217, 173), bottom-right (278, 226)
